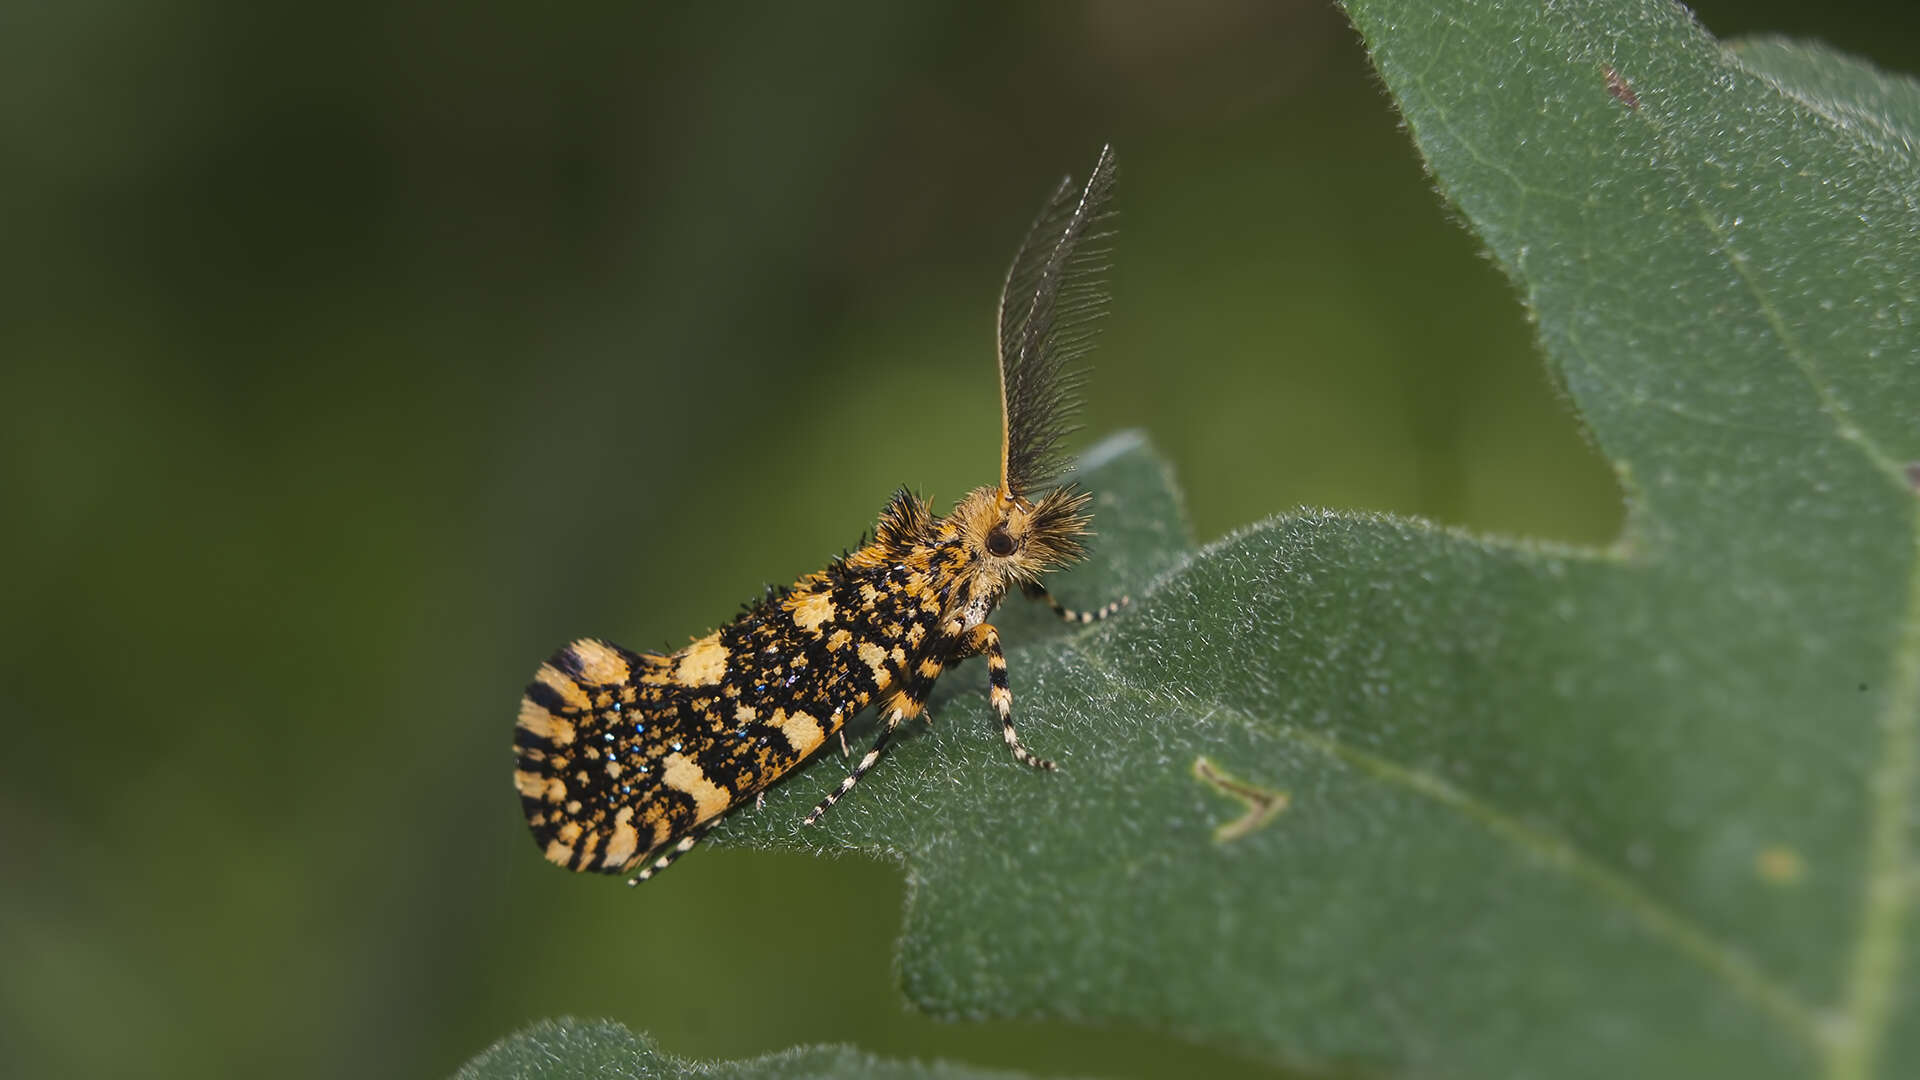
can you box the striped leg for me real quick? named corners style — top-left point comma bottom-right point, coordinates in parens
top-left (966, 624), bottom-right (1056, 771)
top-left (1022, 582), bottom-right (1129, 624)
top-left (802, 675), bottom-right (935, 826)
top-left (626, 820), bottom-right (717, 887)
top-left (802, 719), bottom-right (897, 826)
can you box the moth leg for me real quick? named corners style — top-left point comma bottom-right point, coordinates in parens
top-left (803, 675), bottom-right (935, 826)
top-left (1022, 581), bottom-right (1129, 624)
top-left (910, 654), bottom-right (946, 726)
top-left (626, 819), bottom-right (717, 887)
top-left (965, 623), bottom-right (1056, 771)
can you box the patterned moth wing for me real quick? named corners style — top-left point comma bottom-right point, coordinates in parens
top-left (515, 639), bottom-right (678, 874)
top-left (513, 147), bottom-right (1122, 885)
top-left (513, 491), bottom-right (951, 879)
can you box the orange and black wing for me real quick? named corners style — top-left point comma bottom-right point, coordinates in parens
top-left (512, 638), bottom-right (691, 874)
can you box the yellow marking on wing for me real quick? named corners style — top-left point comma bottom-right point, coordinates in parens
top-left (514, 770), bottom-right (559, 801)
top-left (676, 633), bottom-right (728, 686)
top-left (858, 642), bottom-right (891, 687)
top-left (663, 752), bottom-right (731, 821)
top-left (734, 704), bottom-right (758, 724)
top-left (517, 698), bottom-right (576, 747)
top-left (776, 709), bottom-right (826, 755)
top-left (535, 665), bottom-right (592, 710)
top-left (544, 839), bottom-right (574, 865)
top-left (645, 811), bottom-right (671, 851)
top-left (827, 628), bottom-right (852, 651)
top-left (603, 806), bottom-right (640, 868)
top-left (568, 639), bottom-right (632, 686)
top-left (792, 591), bottom-right (836, 632)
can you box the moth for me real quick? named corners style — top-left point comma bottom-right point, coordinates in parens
top-left (513, 146), bottom-right (1125, 885)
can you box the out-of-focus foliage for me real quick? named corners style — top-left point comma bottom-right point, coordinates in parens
top-left (3, 2), bottom-right (1915, 1079)
top-left (460, 1018), bottom-right (1034, 1080)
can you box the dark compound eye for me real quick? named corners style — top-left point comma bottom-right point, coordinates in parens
top-left (985, 523), bottom-right (1017, 557)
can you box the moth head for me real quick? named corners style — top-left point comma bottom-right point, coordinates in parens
top-left (955, 484), bottom-right (1092, 587)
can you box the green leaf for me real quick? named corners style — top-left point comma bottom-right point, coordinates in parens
top-left (459, 1018), bottom-right (1033, 1080)
top-left (717, 1), bottom-right (1913, 1076)
top-left (474, 1), bottom-right (1920, 1075)
top-left (1728, 36), bottom-right (1920, 161)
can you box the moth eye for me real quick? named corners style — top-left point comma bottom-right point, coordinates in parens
top-left (985, 523), bottom-right (1017, 558)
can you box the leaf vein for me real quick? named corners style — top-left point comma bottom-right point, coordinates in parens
top-left (1824, 519), bottom-right (1920, 1080)
top-left (1062, 641), bottom-right (1823, 1044)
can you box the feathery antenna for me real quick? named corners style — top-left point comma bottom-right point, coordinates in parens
top-left (996, 145), bottom-right (1116, 498)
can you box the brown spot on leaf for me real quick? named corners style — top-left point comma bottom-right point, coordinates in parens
top-left (1605, 65), bottom-right (1640, 109)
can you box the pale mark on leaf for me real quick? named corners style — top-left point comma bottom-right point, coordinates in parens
top-left (1193, 756), bottom-right (1290, 844)
top-left (1757, 846), bottom-right (1806, 886)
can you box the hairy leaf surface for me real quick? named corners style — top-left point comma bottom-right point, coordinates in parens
top-left (472, 1), bottom-right (1920, 1075)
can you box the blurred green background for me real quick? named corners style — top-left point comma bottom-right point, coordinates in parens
top-left (6, 2), bottom-right (1917, 1077)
